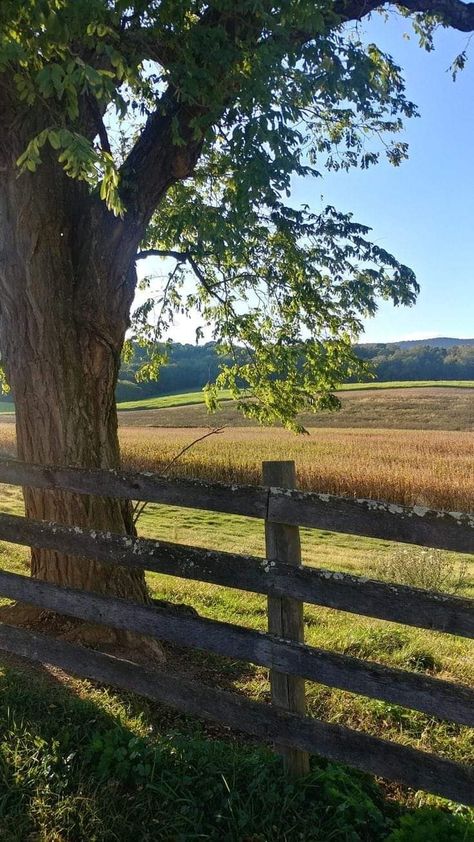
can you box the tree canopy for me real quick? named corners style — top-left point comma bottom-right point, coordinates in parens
top-left (1, 1), bottom-right (473, 428)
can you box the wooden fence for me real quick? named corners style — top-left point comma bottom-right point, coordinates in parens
top-left (0, 457), bottom-right (472, 804)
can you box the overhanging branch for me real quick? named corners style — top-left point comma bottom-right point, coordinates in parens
top-left (118, 0), bottom-right (474, 237)
top-left (136, 249), bottom-right (188, 262)
top-left (136, 248), bottom-right (227, 305)
top-left (335, 0), bottom-right (474, 30)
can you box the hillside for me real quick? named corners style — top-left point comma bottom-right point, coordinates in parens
top-left (115, 385), bottom-right (474, 431)
top-left (115, 339), bottom-right (474, 403)
top-left (388, 337), bottom-right (474, 349)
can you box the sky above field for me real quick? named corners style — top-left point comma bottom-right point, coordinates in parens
top-left (137, 10), bottom-right (474, 345)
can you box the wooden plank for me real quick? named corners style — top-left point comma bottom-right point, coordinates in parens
top-left (0, 458), bottom-right (472, 553)
top-left (0, 458), bottom-right (268, 519)
top-left (264, 460), bottom-right (309, 775)
top-left (0, 512), bottom-right (471, 638)
top-left (0, 512), bottom-right (472, 637)
top-left (268, 488), bottom-right (474, 555)
top-left (0, 622), bottom-right (472, 805)
top-left (0, 569), bottom-right (472, 726)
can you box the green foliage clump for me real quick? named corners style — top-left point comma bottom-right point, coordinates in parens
top-left (386, 808), bottom-right (474, 842)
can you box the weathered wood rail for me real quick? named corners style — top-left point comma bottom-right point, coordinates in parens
top-left (0, 457), bottom-right (472, 805)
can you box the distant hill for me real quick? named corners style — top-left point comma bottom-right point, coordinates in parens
top-left (368, 337), bottom-right (474, 350)
top-left (113, 338), bottom-right (474, 402)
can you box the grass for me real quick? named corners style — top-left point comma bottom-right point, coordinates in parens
top-left (117, 388), bottom-right (234, 411)
top-left (0, 462), bottom-right (472, 765)
top-left (0, 484), bottom-right (473, 834)
top-left (0, 421), bottom-right (472, 836)
top-left (115, 381), bottom-right (474, 412)
top-left (0, 402), bottom-right (15, 414)
top-left (3, 664), bottom-right (473, 842)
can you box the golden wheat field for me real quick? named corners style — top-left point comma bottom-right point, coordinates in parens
top-left (0, 423), bottom-right (472, 512)
top-left (118, 426), bottom-right (473, 511)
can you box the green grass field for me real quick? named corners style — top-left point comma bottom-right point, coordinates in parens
top-left (116, 381), bottom-right (474, 412)
top-left (0, 402), bottom-right (14, 414)
top-left (117, 388), bottom-right (234, 411)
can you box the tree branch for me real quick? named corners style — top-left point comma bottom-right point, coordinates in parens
top-left (334, 0), bottom-right (474, 30)
top-left (118, 4), bottom-right (265, 234)
top-left (135, 248), bottom-right (227, 305)
top-left (136, 249), bottom-right (188, 263)
top-left (118, 0), bottom-right (474, 238)
top-left (132, 426), bottom-right (226, 526)
top-left (86, 93), bottom-right (111, 155)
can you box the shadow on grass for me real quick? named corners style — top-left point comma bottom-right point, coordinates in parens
top-left (0, 654), bottom-right (472, 842)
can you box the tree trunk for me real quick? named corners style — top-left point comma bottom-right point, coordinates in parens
top-left (0, 141), bottom-right (149, 603)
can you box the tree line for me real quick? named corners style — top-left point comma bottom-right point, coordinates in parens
top-left (116, 341), bottom-right (474, 401)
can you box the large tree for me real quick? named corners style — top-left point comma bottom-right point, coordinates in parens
top-left (0, 1), bottom-right (472, 603)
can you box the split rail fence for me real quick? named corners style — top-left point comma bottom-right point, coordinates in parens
top-left (0, 458), bottom-right (472, 804)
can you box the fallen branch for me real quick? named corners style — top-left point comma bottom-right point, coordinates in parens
top-left (132, 426), bottom-right (226, 527)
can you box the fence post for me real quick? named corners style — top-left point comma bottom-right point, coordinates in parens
top-left (263, 460), bottom-right (310, 776)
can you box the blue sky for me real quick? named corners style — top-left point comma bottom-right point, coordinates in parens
top-left (310, 11), bottom-right (474, 342)
top-left (137, 10), bottom-right (474, 344)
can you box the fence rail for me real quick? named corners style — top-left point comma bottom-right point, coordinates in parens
top-left (0, 511), bottom-right (471, 638)
top-left (0, 458), bottom-right (472, 553)
top-left (0, 457), bottom-right (472, 805)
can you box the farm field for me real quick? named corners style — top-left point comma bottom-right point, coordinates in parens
top-left (0, 403), bottom-right (472, 835)
top-left (0, 421), bottom-right (472, 510)
top-left (117, 385), bottom-right (474, 431)
top-left (0, 384), bottom-right (472, 431)
top-left (116, 381), bottom-right (474, 412)
top-left (0, 380), bottom-right (472, 418)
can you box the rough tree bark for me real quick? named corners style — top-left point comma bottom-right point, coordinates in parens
top-left (0, 106), bottom-right (149, 603)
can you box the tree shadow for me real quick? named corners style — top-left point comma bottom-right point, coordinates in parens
top-left (0, 645), bottom-right (468, 842)
top-left (0, 645), bottom-right (269, 841)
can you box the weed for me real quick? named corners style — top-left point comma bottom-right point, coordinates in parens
top-left (386, 807), bottom-right (474, 841)
top-left (375, 547), bottom-right (469, 594)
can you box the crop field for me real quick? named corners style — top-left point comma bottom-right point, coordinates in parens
top-left (0, 421), bottom-right (472, 511)
top-left (117, 425), bottom-right (474, 512)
